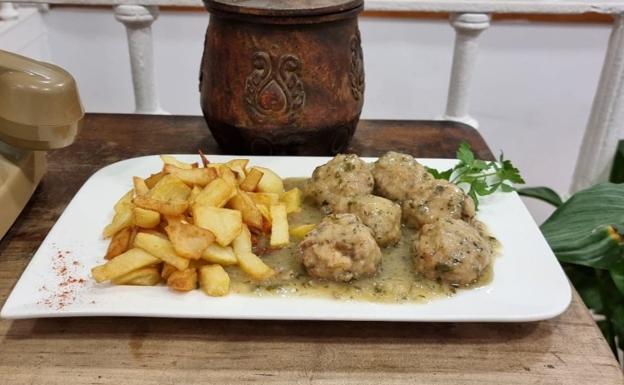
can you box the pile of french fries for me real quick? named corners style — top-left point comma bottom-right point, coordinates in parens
top-left (91, 154), bottom-right (308, 296)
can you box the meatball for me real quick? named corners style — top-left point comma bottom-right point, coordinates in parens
top-left (339, 195), bottom-right (401, 247)
top-left (402, 179), bottom-right (475, 228)
top-left (304, 154), bottom-right (374, 211)
top-left (299, 214), bottom-right (382, 282)
top-left (372, 151), bottom-right (432, 201)
top-left (413, 219), bottom-right (492, 285)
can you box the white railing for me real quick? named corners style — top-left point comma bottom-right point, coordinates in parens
top-left (2, 0), bottom-right (624, 193)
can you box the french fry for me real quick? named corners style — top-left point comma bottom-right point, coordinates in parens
top-left (161, 263), bottom-right (177, 279)
top-left (160, 155), bottom-right (194, 170)
top-left (105, 226), bottom-right (133, 259)
top-left (199, 265), bottom-right (230, 296)
top-left (167, 268), bottom-right (197, 291)
top-left (112, 266), bottom-right (161, 286)
top-left (114, 190), bottom-right (134, 213)
top-left (289, 224), bottom-right (316, 238)
top-left (139, 228), bottom-right (168, 239)
top-left (133, 207), bottom-right (161, 228)
top-left (193, 178), bottom-right (235, 208)
top-left (193, 206), bottom-right (243, 246)
top-left (198, 150), bottom-right (210, 167)
top-left (256, 203), bottom-right (271, 224)
top-left (232, 225), bottom-right (252, 255)
top-left (225, 159), bottom-right (249, 183)
top-left (148, 174), bottom-right (192, 201)
top-left (236, 251), bottom-right (274, 281)
top-left (133, 232), bottom-right (190, 271)
top-left (163, 164), bottom-right (218, 187)
top-left (92, 248), bottom-right (160, 283)
top-left (103, 205), bottom-right (133, 238)
top-left (270, 204), bottom-right (289, 247)
top-left (165, 220), bottom-right (215, 259)
top-left (252, 166), bottom-right (284, 194)
top-left (133, 176), bottom-right (150, 196)
top-left (144, 171), bottom-right (165, 189)
top-left (134, 195), bottom-right (188, 216)
top-left (239, 168), bottom-right (263, 192)
top-left (189, 185), bottom-right (201, 204)
top-left (248, 192), bottom-right (280, 207)
top-left (202, 244), bottom-right (237, 266)
top-left (280, 188), bottom-right (302, 213)
top-left (227, 190), bottom-right (263, 230)
top-left (218, 165), bottom-right (238, 187)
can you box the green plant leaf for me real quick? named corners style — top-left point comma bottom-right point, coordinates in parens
top-left (564, 263), bottom-right (604, 312)
top-left (456, 141), bottom-right (474, 165)
top-left (541, 183), bottom-right (624, 251)
top-left (425, 166), bottom-right (453, 180)
top-left (517, 187), bottom-right (563, 207)
top-left (609, 140), bottom-right (624, 183)
top-left (611, 268), bottom-right (624, 296)
top-left (550, 225), bottom-right (623, 269)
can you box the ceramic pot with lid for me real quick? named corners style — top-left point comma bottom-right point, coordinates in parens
top-left (200, 0), bottom-right (365, 155)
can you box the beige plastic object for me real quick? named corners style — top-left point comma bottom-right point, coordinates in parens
top-left (0, 50), bottom-right (83, 239)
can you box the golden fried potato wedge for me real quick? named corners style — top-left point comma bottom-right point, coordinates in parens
top-left (133, 232), bottom-right (190, 271)
top-left (144, 171), bottom-right (165, 189)
top-left (252, 166), bottom-right (284, 194)
top-left (160, 155), bottom-right (194, 170)
top-left (199, 265), bottom-right (230, 296)
top-left (255, 204), bottom-right (272, 233)
top-left (193, 178), bottom-right (236, 208)
top-left (198, 150), bottom-right (210, 168)
top-left (103, 205), bottom-right (133, 238)
top-left (270, 204), bottom-right (289, 247)
top-left (280, 187), bottom-right (302, 214)
top-left (232, 225), bottom-right (252, 255)
top-left (133, 176), bottom-right (149, 196)
top-left (239, 168), bottom-right (263, 192)
top-left (148, 174), bottom-right (191, 202)
top-left (133, 207), bottom-right (161, 228)
top-left (189, 185), bottom-right (201, 204)
top-left (227, 190), bottom-right (263, 230)
top-left (236, 251), bottom-right (274, 281)
top-left (167, 268), bottom-right (197, 291)
top-left (289, 224), bottom-right (316, 239)
top-left (193, 206), bottom-right (243, 246)
top-left (112, 266), bottom-right (161, 286)
top-left (161, 262), bottom-right (177, 279)
top-left (105, 226), bottom-right (133, 260)
top-left (114, 189), bottom-right (134, 213)
top-left (134, 195), bottom-right (188, 216)
top-left (163, 164), bottom-right (218, 187)
top-left (201, 244), bottom-right (237, 266)
top-left (165, 220), bottom-right (215, 259)
top-left (217, 166), bottom-right (237, 188)
top-left (225, 159), bottom-right (249, 183)
top-left (248, 192), bottom-right (280, 207)
top-left (92, 248), bottom-right (160, 283)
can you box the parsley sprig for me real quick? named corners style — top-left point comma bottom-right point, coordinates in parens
top-left (425, 142), bottom-right (525, 209)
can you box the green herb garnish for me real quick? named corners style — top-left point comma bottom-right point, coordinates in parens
top-left (425, 141), bottom-right (525, 209)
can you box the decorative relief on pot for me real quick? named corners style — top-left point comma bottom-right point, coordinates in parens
top-left (244, 51), bottom-right (305, 123)
top-left (349, 31), bottom-right (365, 101)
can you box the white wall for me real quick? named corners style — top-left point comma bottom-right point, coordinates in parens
top-left (1, 7), bottom-right (613, 223)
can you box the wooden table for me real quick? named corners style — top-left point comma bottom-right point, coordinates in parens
top-left (1, 114), bottom-right (622, 385)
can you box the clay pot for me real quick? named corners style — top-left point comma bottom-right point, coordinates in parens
top-left (200, 0), bottom-right (365, 155)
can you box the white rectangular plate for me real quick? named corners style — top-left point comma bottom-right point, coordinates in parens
top-left (1, 155), bottom-right (571, 322)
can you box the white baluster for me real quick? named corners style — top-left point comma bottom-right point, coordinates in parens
top-left (443, 13), bottom-right (491, 129)
top-left (571, 15), bottom-right (624, 192)
top-left (0, 3), bottom-right (19, 20)
top-left (114, 4), bottom-right (167, 114)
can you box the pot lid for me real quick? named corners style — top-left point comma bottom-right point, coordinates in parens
top-left (204, 0), bottom-right (363, 17)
